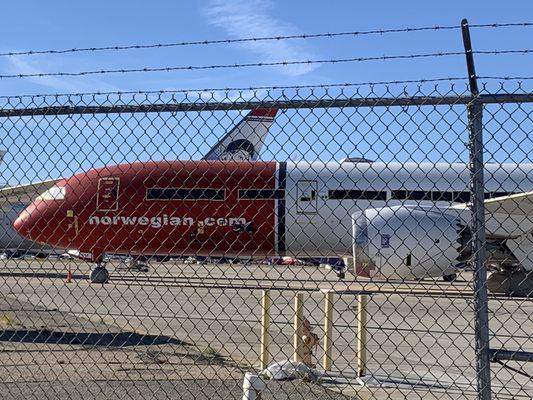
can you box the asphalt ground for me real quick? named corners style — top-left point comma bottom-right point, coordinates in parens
top-left (0, 259), bottom-right (532, 399)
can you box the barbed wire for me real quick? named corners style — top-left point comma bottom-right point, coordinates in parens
top-left (0, 77), bottom-right (469, 99)
top-left (0, 50), bottom-right (531, 80)
top-left (1, 76), bottom-right (531, 101)
top-left (480, 75), bottom-right (533, 80)
top-left (1, 22), bottom-right (530, 58)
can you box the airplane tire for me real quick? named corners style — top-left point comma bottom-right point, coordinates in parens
top-left (442, 273), bottom-right (457, 282)
top-left (135, 263), bottom-right (149, 273)
top-left (90, 266), bottom-right (109, 284)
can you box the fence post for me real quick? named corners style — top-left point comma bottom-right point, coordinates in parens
top-left (356, 294), bottom-right (368, 377)
top-left (461, 18), bottom-right (492, 400)
top-left (322, 289), bottom-right (334, 371)
top-left (259, 289), bottom-right (271, 370)
top-left (293, 292), bottom-right (304, 362)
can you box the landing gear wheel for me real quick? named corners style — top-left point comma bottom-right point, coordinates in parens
top-left (442, 273), bottom-right (457, 282)
top-left (90, 266), bottom-right (110, 284)
top-left (135, 263), bottom-right (149, 273)
top-left (128, 260), bottom-right (149, 272)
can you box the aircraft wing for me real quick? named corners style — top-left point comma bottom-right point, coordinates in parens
top-left (451, 191), bottom-right (533, 238)
top-left (482, 192), bottom-right (533, 216)
top-left (464, 192), bottom-right (533, 271)
top-left (202, 108), bottom-right (278, 161)
top-left (0, 179), bottom-right (60, 206)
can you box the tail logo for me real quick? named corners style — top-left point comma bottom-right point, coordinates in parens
top-left (219, 139), bottom-right (255, 161)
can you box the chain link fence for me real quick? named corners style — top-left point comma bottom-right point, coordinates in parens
top-left (0, 82), bottom-right (532, 399)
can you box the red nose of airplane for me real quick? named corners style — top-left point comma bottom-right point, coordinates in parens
top-left (14, 202), bottom-right (62, 245)
top-left (13, 206), bottom-right (36, 240)
top-left (13, 200), bottom-right (66, 245)
top-left (14, 184), bottom-right (70, 246)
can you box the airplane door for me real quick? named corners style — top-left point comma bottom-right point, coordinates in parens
top-left (97, 177), bottom-right (120, 211)
top-left (297, 180), bottom-right (318, 214)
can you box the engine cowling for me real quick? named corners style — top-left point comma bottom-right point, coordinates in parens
top-left (352, 206), bottom-right (464, 280)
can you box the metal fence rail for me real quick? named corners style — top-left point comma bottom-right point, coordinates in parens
top-left (0, 78), bottom-right (533, 400)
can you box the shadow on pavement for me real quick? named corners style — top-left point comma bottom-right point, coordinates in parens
top-left (0, 329), bottom-right (186, 347)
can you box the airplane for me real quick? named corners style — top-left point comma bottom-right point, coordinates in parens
top-left (0, 108), bottom-right (278, 258)
top-left (13, 154), bottom-right (533, 294)
top-left (1, 151), bottom-right (55, 257)
top-left (1, 180), bottom-right (60, 257)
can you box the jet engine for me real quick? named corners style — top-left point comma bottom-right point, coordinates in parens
top-left (352, 206), bottom-right (468, 280)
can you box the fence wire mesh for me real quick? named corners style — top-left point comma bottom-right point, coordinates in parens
top-left (0, 82), bottom-right (533, 400)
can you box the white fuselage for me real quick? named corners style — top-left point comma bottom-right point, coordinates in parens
top-left (282, 161), bottom-right (533, 259)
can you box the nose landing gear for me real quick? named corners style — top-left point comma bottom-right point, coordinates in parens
top-left (442, 273), bottom-right (458, 282)
top-left (90, 264), bottom-right (110, 284)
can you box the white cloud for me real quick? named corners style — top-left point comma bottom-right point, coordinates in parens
top-left (5, 56), bottom-right (121, 94)
top-left (202, 0), bottom-right (318, 77)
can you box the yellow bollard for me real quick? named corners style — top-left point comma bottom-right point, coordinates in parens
top-left (259, 289), bottom-right (271, 370)
top-left (293, 292), bottom-right (304, 362)
top-left (356, 294), bottom-right (368, 377)
top-left (322, 289), bottom-right (334, 371)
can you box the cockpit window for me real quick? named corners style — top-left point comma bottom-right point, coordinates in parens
top-left (37, 186), bottom-right (66, 201)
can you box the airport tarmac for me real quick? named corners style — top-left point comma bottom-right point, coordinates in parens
top-left (1, 259), bottom-right (532, 399)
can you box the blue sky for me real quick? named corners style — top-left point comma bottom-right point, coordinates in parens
top-left (0, 0), bottom-right (532, 184)
top-left (0, 0), bottom-right (531, 94)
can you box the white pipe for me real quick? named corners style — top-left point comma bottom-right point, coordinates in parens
top-left (293, 293), bottom-right (304, 362)
top-left (242, 372), bottom-right (265, 400)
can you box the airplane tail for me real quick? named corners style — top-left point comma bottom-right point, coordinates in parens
top-left (202, 108), bottom-right (278, 161)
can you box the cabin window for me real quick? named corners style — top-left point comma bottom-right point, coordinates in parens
top-left (431, 191), bottom-right (455, 202)
top-left (391, 190), bottom-right (472, 203)
top-left (454, 192), bottom-right (471, 203)
top-left (238, 189), bottom-right (285, 200)
top-left (484, 191), bottom-right (512, 199)
top-left (328, 190), bottom-right (387, 201)
top-left (391, 190), bottom-right (432, 201)
top-left (146, 188), bottom-right (225, 201)
top-left (37, 185), bottom-right (66, 201)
